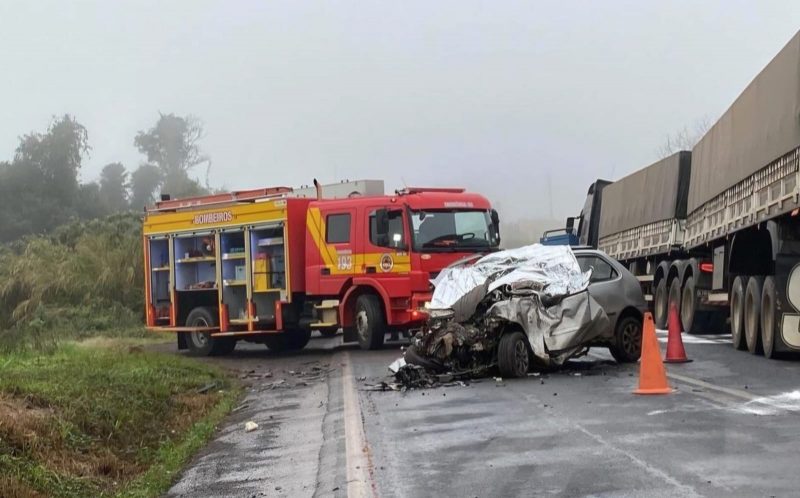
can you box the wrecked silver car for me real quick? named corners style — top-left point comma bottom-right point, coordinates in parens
top-left (400, 245), bottom-right (646, 380)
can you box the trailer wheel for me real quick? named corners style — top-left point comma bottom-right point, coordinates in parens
top-left (185, 307), bottom-right (236, 357)
top-left (654, 278), bottom-right (668, 329)
top-left (761, 276), bottom-right (777, 359)
top-left (680, 275), bottom-right (697, 333)
top-left (608, 315), bottom-right (642, 363)
top-left (497, 331), bottom-right (530, 378)
top-left (668, 277), bottom-right (682, 319)
top-left (355, 294), bottom-right (386, 350)
top-left (744, 276), bottom-right (764, 355)
top-left (730, 276), bottom-right (746, 350)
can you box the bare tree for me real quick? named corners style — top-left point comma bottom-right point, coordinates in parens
top-left (655, 116), bottom-right (712, 158)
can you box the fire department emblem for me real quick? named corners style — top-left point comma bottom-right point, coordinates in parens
top-left (380, 254), bottom-right (394, 272)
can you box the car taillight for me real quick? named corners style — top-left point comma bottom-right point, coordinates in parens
top-left (700, 262), bottom-right (713, 273)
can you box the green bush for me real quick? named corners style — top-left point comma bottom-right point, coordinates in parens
top-left (0, 213), bottom-right (145, 351)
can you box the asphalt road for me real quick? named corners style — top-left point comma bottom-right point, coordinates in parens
top-left (164, 330), bottom-right (800, 498)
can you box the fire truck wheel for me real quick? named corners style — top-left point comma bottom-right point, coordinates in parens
top-left (185, 307), bottom-right (235, 357)
top-left (355, 294), bottom-right (386, 350)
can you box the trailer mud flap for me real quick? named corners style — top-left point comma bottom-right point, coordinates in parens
top-left (775, 255), bottom-right (800, 351)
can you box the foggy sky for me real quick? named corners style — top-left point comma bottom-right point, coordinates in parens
top-left (1, 1), bottom-right (799, 222)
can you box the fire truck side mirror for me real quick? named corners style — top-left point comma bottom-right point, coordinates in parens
top-left (376, 208), bottom-right (390, 246)
top-left (491, 209), bottom-right (501, 244)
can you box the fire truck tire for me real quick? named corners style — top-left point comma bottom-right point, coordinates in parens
top-left (497, 331), bottom-right (530, 378)
top-left (744, 276), bottom-right (764, 355)
top-left (654, 278), bottom-right (668, 329)
top-left (730, 276), bottom-right (746, 350)
top-left (356, 294), bottom-right (386, 350)
top-left (761, 276), bottom-right (777, 359)
top-left (185, 307), bottom-right (235, 357)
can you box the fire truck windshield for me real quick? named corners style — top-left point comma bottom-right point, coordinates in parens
top-left (410, 209), bottom-right (498, 252)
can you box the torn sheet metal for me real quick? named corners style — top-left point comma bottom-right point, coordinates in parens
top-left (487, 291), bottom-right (611, 366)
top-left (430, 244), bottom-right (590, 321)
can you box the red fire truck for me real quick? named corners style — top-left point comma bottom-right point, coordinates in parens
top-left (143, 183), bottom-right (500, 355)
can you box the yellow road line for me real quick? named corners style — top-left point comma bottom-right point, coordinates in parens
top-left (342, 351), bottom-right (374, 498)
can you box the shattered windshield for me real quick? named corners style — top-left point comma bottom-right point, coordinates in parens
top-left (411, 209), bottom-right (497, 252)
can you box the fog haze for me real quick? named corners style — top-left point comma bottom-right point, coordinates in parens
top-left (1, 0), bottom-right (799, 222)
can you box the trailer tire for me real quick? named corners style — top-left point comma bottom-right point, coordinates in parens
top-left (730, 276), bottom-right (746, 350)
top-left (680, 275), bottom-right (698, 333)
top-left (497, 331), bottom-right (530, 378)
top-left (668, 277), bottom-right (682, 319)
top-left (355, 294), bottom-right (386, 350)
top-left (185, 307), bottom-right (235, 357)
top-left (761, 276), bottom-right (777, 359)
top-left (654, 278), bottom-right (668, 329)
top-left (744, 276), bottom-right (764, 355)
top-left (608, 315), bottom-right (642, 363)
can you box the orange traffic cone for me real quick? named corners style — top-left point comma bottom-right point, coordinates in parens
top-left (634, 312), bottom-right (672, 395)
top-left (665, 303), bottom-right (692, 363)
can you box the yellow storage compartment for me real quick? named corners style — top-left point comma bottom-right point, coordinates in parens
top-left (254, 254), bottom-right (270, 291)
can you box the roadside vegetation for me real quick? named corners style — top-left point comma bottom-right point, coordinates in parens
top-left (0, 115), bottom-right (238, 497)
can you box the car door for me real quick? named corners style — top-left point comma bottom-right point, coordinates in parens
top-left (576, 253), bottom-right (622, 323)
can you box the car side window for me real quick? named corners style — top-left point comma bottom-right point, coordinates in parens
top-left (577, 255), bottom-right (617, 282)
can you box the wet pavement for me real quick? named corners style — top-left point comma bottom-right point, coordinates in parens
top-left (164, 330), bottom-right (800, 497)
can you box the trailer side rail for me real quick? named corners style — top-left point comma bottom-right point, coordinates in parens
top-left (686, 147), bottom-right (800, 248)
top-left (598, 218), bottom-right (684, 260)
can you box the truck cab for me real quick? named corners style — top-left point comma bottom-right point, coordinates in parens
top-left (305, 187), bottom-right (501, 349)
top-left (540, 179), bottom-right (611, 247)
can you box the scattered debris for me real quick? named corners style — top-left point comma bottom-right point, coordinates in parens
top-left (244, 421), bottom-right (259, 432)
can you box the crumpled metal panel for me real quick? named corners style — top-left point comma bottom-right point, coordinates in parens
top-left (487, 291), bottom-right (611, 366)
top-left (430, 244), bottom-right (590, 317)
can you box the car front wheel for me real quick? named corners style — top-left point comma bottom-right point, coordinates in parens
top-left (609, 315), bottom-right (642, 363)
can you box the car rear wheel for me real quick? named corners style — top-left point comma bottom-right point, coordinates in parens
top-left (654, 278), bottom-right (668, 329)
top-left (744, 276), bottom-right (764, 355)
top-left (761, 276), bottom-right (777, 359)
top-left (497, 331), bottom-right (530, 378)
top-left (730, 276), bottom-right (746, 350)
top-left (609, 315), bottom-right (642, 363)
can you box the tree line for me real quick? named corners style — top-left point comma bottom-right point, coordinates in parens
top-left (0, 113), bottom-right (212, 242)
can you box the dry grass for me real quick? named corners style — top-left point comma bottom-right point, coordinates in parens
top-left (0, 344), bottom-right (236, 497)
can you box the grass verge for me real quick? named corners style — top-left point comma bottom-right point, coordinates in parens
top-left (0, 339), bottom-right (239, 498)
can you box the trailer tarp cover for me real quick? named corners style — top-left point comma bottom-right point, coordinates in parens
top-left (598, 151), bottom-right (690, 238)
top-left (688, 30), bottom-right (800, 213)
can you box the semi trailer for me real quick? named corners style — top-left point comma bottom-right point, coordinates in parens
top-left (544, 30), bottom-right (800, 359)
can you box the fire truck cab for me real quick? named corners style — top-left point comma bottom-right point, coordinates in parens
top-left (142, 185), bottom-right (499, 355)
